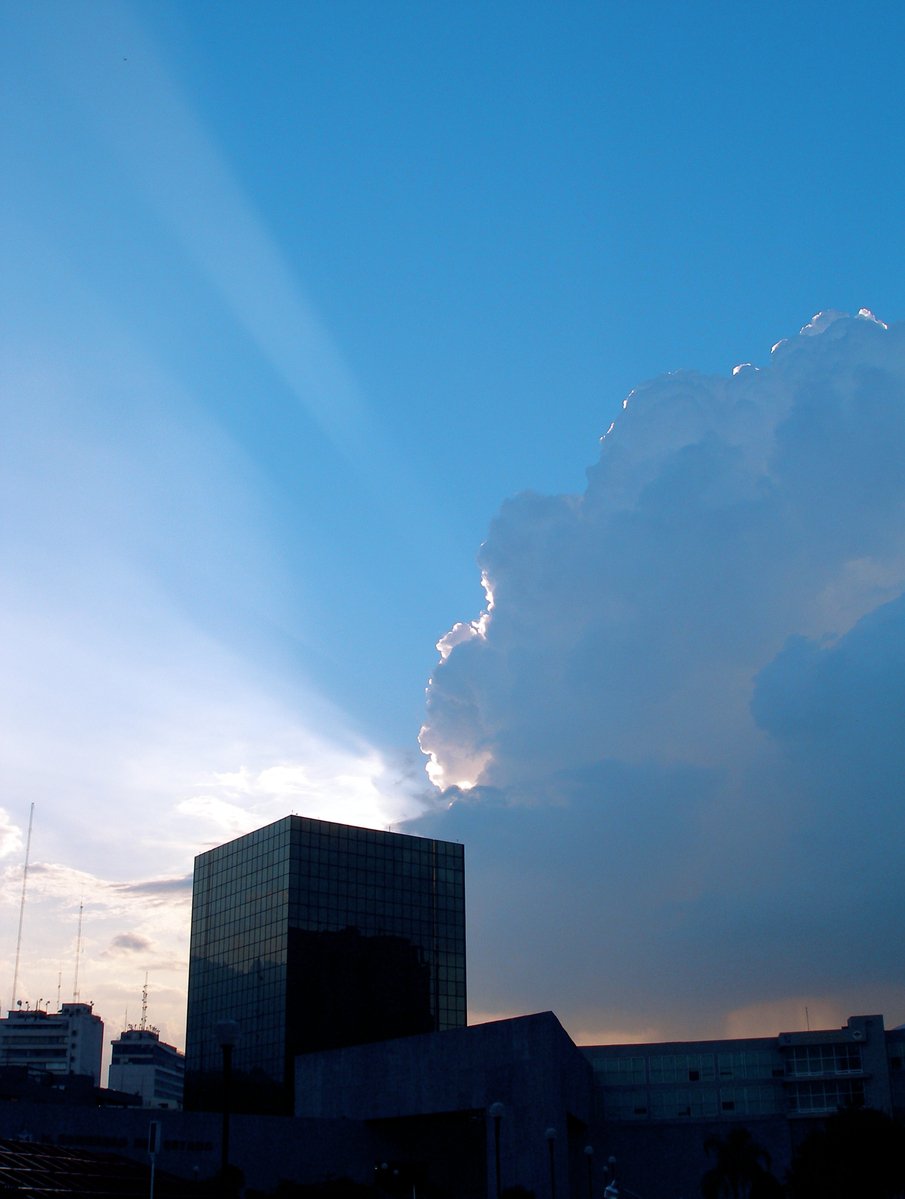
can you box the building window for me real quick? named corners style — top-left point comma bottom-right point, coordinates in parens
top-left (592, 1055), bottom-right (647, 1085)
top-left (784, 1045), bottom-right (862, 1077)
top-left (719, 1085), bottom-right (778, 1116)
top-left (603, 1088), bottom-right (649, 1120)
top-left (717, 1051), bottom-right (775, 1080)
top-left (649, 1053), bottom-right (715, 1084)
top-left (787, 1079), bottom-right (865, 1114)
top-left (649, 1087), bottom-right (719, 1119)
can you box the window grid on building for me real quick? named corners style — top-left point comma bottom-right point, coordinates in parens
top-left (717, 1050), bottom-right (776, 1080)
top-left (719, 1085), bottom-right (779, 1115)
top-left (784, 1044), bottom-right (862, 1076)
top-left (787, 1078), bottom-right (865, 1113)
top-left (649, 1053), bottom-right (716, 1084)
top-left (593, 1056), bottom-right (647, 1085)
top-left (185, 815), bottom-right (466, 1111)
top-left (649, 1087), bottom-right (719, 1119)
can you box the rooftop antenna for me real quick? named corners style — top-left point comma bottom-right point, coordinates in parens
top-left (72, 898), bottom-right (84, 1002)
top-left (140, 972), bottom-right (149, 1031)
top-left (56, 969), bottom-right (62, 1011)
top-left (11, 803), bottom-right (35, 1011)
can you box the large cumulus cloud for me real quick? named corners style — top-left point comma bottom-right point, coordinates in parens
top-left (415, 311), bottom-right (905, 1040)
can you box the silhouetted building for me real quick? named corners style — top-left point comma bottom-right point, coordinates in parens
top-left (108, 1028), bottom-right (185, 1108)
top-left (1, 1012), bottom-right (904, 1197)
top-left (0, 1003), bottom-right (103, 1085)
top-left (184, 815), bottom-right (466, 1112)
top-left (581, 1013), bottom-right (905, 1199)
top-left (295, 1011), bottom-right (595, 1199)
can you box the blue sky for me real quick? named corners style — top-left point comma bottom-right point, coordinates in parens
top-left (2, 0), bottom-right (904, 1052)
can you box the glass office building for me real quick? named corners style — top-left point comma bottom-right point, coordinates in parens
top-left (184, 815), bottom-right (466, 1111)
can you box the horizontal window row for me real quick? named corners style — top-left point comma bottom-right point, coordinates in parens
top-left (787, 1079), bottom-right (865, 1112)
top-left (784, 1045), bottom-right (862, 1076)
top-left (604, 1084), bottom-right (780, 1121)
top-left (591, 1049), bottom-right (780, 1086)
top-left (196, 930), bottom-right (463, 951)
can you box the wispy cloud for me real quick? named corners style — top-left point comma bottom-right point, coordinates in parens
top-left (104, 932), bottom-right (155, 956)
top-left (8, 1), bottom-right (370, 464)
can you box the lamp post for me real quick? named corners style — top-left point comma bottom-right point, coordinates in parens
top-left (604, 1154), bottom-right (618, 1199)
top-left (489, 1102), bottom-right (505, 1199)
top-left (584, 1145), bottom-right (594, 1199)
top-left (545, 1127), bottom-right (557, 1199)
top-left (147, 1120), bottom-right (160, 1199)
top-left (215, 1020), bottom-right (240, 1186)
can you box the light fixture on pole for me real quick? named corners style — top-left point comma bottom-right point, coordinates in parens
top-left (215, 1019), bottom-right (240, 1188)
top-left (603, 1153), bottom-right (619, 1199)
top-left (545, 1127), bottom-right (557, 1199)
top-left (489, 1102), bottom-right (505, 1199)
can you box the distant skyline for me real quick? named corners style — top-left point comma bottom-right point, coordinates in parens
top-left (2, 1), bottom-right (904, 1055)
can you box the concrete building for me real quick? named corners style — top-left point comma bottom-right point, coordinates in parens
top-left (108, 1028), bottom-right (185, 1109)
top-left (0, 1003), bottom-right (103, 1085)
top-left (0, 1012), bottom-right (595, 1197)
top-left (295, 1011), bottom-right (595, 1199)
top-left (581, 1013), bottom-right (905, 1197)
top-left (184, 815), bottom-right (466, 1112)
top-left (1, 1011), bottom-right (904, 1196)
top-left (582, 1014), bottom-right (899, 1124)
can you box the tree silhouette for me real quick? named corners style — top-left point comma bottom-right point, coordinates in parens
top-left (700, 1127), bottom-right (782, 1199)
top-left (787, 1106), bottom-right (905, 1199)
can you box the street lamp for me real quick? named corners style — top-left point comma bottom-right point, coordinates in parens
top-left (604, 1154), bottom-right (618, 1199)
top-left (489, 1102), bottom-right (505, 1199)
top-left (545, 1127), bottom-right (557, 1199)
top-left (584, 1145), bottom-right (594, 1199)
top-left (215, 1019), bottom-right (240, 1186)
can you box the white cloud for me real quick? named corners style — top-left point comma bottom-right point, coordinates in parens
top-left (0, 812), bottom-right (22, 861)
top-left (0, 598), bottom-right (427, 1044)
top-left (418, 312), bottom-right (905, 1041)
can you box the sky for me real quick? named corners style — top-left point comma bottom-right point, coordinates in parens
top-left (2, 0), bottom-right (905, 1061)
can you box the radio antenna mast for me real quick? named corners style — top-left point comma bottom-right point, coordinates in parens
top-left (140, 973), bottom-right (149, 1031)
top-left (11, 803), bottom-right (35, 1010)
top-left (72, 898), bottom-right (84, 1002)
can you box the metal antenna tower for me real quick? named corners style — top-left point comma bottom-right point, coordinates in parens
top-left (11, 803), bottom-right (35, 1009)
top-left (140, 973), bottom-right (149, 1031)
top-left (72, 898), bottom-right (84, 1002)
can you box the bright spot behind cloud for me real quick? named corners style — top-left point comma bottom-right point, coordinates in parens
top-left (418, 311), bottom-right (905, 1041)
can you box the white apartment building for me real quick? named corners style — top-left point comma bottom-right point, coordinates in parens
top-left (0, 1002), bottom-right (104, 1084)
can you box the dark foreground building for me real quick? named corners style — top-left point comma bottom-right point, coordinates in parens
top-left (2, 1013), bottom-right (905, 1196)
top-left (184, 815), bottom-right (466, 1112)
top-left (295, 1010), bottom-right (595, 1199)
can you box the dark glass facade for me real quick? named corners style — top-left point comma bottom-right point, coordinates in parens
top-left (184, 815), bottom-right (466, 1112)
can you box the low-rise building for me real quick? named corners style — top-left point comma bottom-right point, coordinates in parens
top-left (108, 1028), bottom-right (185, 1109)
top-left (581, 1014), bottom-right (905, 1198)
top-left (0, 1004), bottom-right (103, 1085)
top-left (581, 1013), bottom-right (899, 1124)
